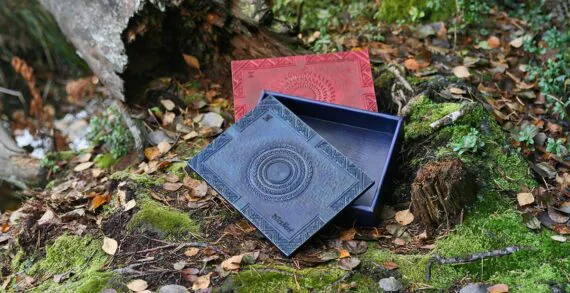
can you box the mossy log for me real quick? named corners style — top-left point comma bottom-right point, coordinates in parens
top-left (411, 158), bottom-right (477, 229)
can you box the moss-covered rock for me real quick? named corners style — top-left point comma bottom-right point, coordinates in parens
top-left (377, 0), bottom-right (456, 23)
top-left (127, 199), bottom-right (199, 240)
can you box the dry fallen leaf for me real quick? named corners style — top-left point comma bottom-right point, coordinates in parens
top-left (92, 168), bottom-right (103, 178)
top-left (183, 177), bottom-right (208, 197)
top-left (144, 147), bottom-right (161, 161)
top-left (548, 206), bottom-right (570, 224)
top-left (449, 87), bottom-right (466, 95)
top-left (157, 141), bottom-right (171, 154)
top-left (395, 209), bottom-right (414, 226)
top-left (452, 66), bottom-right (471, 78)
top-left (127, 279), bottom-right (148, 292)
top-left (393, 238), bottom-right (406, 246)
top-left (404, 58), bottom-right (421, 71)
top-left (192, 273), bottom-right (211, 291)
top-left (74, 162), bottom-right (94, 172)
top-left (221, 254), bottom-right (245, 271)
top-left (161, 99), bottom-right (176, 111)
top-left (517, 192), bottom-right (535, 206)
top-left (102, 237), bottom-right (118, 255)
top-left (163, 182), bottom-right (183, 191)
top-left (165, 173), bottom-right (179, 183)
top-left (339, 227), bottom-right (357, 241)
top-left (383, 261), bottom-right (399, 270)
top-left (123, 199), bottom-right (136, 212)
top-left (37, 209), bottom-right (60, 226)
top-left (183, 131), bottom-right (198, 140)
top-left (488, 283), bottom-right (509, 293)
top-left (185, 247), bottom-right (200, 257)
top-left (91, 193), bottom-right (109, 210)
top-left (487, 36), bottom-right (501, 49)
top-left (337, 249), bottom-right (351, 259)
top-left (173, 260), bottom-right (187, 270)
top-left (551, 235), bottom-right (567, 242)
top-left (509, 36), bottom-right (524, 48)
top-left (338, 257), bottom-right (361, 270)
top-left (74, 153), bottom-right (92, 163)
top-left (183, 54), bottom-right (200, 70)
top-left (162, 111), bottom-right (175, 126)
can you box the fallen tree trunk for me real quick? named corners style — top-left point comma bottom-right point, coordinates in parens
top-left (0, 125), bottom-right (41, 188)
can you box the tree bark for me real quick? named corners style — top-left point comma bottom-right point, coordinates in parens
top-left (39, 0), bottom-right (296, 103)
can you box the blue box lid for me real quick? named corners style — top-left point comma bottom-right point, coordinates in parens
top-left (188, 95), bottom-right (374, 256)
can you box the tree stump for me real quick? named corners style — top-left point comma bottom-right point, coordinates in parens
top-left (410, 158), bottom-right (476, 229)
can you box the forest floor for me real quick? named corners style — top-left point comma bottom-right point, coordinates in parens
top-left (1, 1), bottom-right (570, 292)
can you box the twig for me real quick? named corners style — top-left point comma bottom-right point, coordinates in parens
top-left (326, 271), bottom-right (354, 290)
top-left (429, 102), bottom-right (476, 131)
top-left (0, 87), bottom-right (26, 111)
top-left (426, 246), bottom-right (535, 282)
top-left (120, 241), bottom-right (227, 257)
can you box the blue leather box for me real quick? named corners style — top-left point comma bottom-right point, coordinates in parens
top-left (188, 95), bottom-right (374, 256)
top-left (260, 91), bottom-right (403, 226)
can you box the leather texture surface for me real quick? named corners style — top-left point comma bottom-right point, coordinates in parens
top-left (260, 91), bottom-right (403, 226)
top-left (231, 50), bottom-right (378, 120)
top-left (188, 95), bottom-right (374, 256)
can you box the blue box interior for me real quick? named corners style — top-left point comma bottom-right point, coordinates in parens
top-left (260, 91), bottom-right (403, 225)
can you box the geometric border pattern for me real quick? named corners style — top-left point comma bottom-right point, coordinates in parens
top-left (231, 50), bottom-right (378, 120)
top-left (188, 95), bottom-right (373, 256)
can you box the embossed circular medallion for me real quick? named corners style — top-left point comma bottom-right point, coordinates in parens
top-left (276, 71), bottom-right (337, 103)
top-left (248, 144), bottom-right (313, 201)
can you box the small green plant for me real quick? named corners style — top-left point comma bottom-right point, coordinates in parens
top-left (456, 0), bottom-right (491, 24)
top-left (40, 156), bottom-right (60, 173)
top-left (546, 138), bottom-right (568, 156)
top-left (524, 27), bottom-right (570, 120)
top-left (408, 6), bottom-right (426, 22)
top-left (451, 128), bottom-right (485, 155)
top-left (312, 29), bottom-right (334, 52)
top-left (516, 124), bottom-right (539, 145)
top-left (87, 107), bottom-right (134, 159)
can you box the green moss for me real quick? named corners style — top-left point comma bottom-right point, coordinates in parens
top-left (434, 189), bottom-right (570, 291)
top-left (72, 272), bottom-right (116, 293)
top-left (109, 171), bottom-right (165, 187)
top-left (377, 0), bottom-right (456, 23)
top-left (434, 105), bottom-right (536, 191)
top-left (362, 187), bottom-right (570, 291)
top-left (347, 273), bottom-right (380, 292)
top-left (375, 71), bottom-right (395, 89)
top-left (94, 153), bottom-right (116, 169)
top-left (19, 235), bottom-right (118, 293)
top-left (404, 96), bottom-right (462, 141)
top-left (232, 264), bottom-right (344, 292)
top-left (127, 200), bottom-right (199, 240)
top-left (362, 249), bottom-right (460, 289)
top-left (29, 235), bottom-right (106, 276)
top-left (166, 161), bottom-right (188, 180)
top-left (406, 98), bottom-right (534, 191)
top-left (45, 180), bottom-right (57, 189)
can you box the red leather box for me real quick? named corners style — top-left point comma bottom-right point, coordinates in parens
top-left (231, 50), bottom-right (378, 120)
